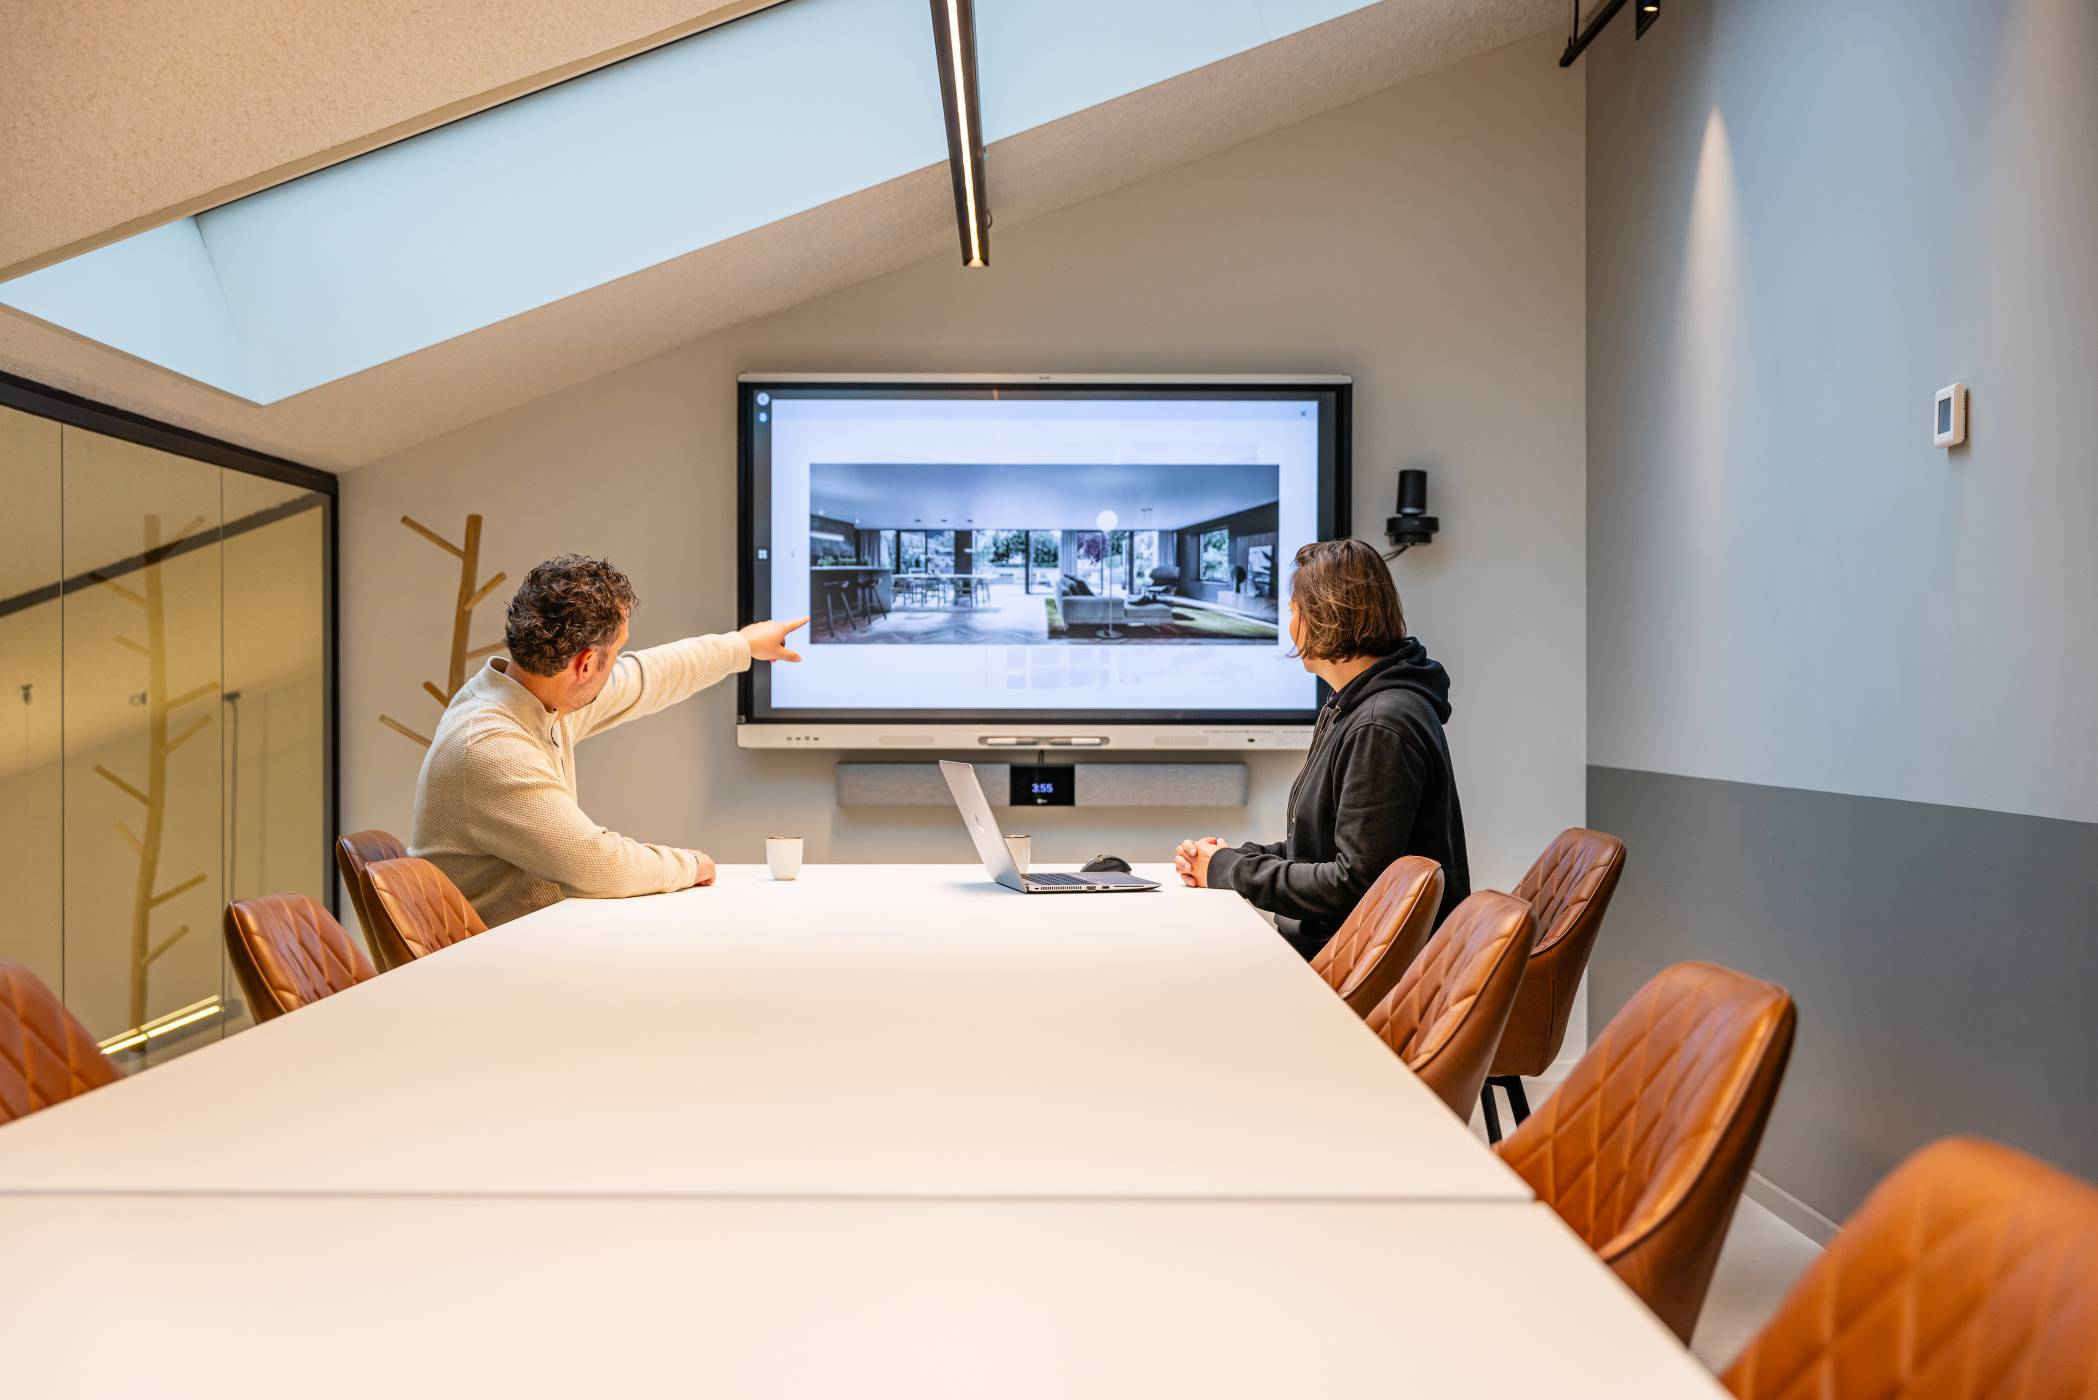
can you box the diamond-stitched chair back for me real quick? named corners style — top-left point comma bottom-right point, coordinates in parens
top-left (1724, 1137), bottom-right (2098, 1400)
top-left (334, 829), bottom-right (407, 968)
top-left (1492, 828), bottom-right (1626, 1077)
top-left (0, 957), bottom-right (119, 1126)
top-left (360, 856), bottom-right (487, 966)
top-left (1363, 890), bottom-right (1535, 1119)
top-left (224, 894), bottom-right (378, 1022)
top-left (1499, 960), bottom-right (1795, 1342)
top-left (1309, 855), bottom-right (1444, 1016)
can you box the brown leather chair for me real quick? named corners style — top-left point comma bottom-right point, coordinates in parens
top-left (1362, 890), bottom-right (1536, 1120)
top-left (223, 893), bottom-right (378, 1022)
top-left (334, 829), bottom-right (408, 968)
top-left (359, 856), bottom-right (487, 967)
top-left (1481, 827), bottom-right (1626, 1142)
top-left (1309, 855), bottom-right (1444, 1016)
top-left (1498, 961), bottom-right (1795, 1342)
top-left (0, 957), bottom-right (120, 1126)
top-left (1724, 1137), bottom-right (2098, 1398)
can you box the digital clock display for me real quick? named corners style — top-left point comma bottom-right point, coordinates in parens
top-left (1009, 765), bottom-right (1075, 807)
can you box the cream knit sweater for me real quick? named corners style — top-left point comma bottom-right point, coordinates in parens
top-left (409, 633), bottom-right (751, 927)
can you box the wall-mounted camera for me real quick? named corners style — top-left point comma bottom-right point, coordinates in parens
top-left (1385, 468), bottom-right (1440, 557)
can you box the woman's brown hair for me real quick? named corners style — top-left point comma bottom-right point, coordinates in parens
top-left (1289, 538), bottom-right (1408, 661)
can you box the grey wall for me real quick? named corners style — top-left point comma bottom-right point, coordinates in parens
top-left (1590, 768), bottom-right (2098, 1220)
top-left (1587, 0), bottom-right (2098, 1222)
top-left (341, 28), bottom-right (1588, 895)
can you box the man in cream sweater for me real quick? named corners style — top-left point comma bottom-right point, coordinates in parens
top-left (411, 553), bottom-right (806, 926)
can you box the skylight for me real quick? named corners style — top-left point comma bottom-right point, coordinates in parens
top-left (0, 0), bottom-right (1378, 404)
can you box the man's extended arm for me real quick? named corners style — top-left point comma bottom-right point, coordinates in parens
top-left (575, 633), bottom-right (751, 741)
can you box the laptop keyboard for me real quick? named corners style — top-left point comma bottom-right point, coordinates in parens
top-left (1026, 872), bottom-right (1152, 889)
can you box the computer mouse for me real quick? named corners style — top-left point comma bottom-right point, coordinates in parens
top-left (1081, 854), bottom-right (1133, 874)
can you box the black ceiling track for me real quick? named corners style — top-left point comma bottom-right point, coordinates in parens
top-left (1560, 0), bottom-right (1659, 67)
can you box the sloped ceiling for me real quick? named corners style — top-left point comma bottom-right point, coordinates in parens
top-left (0, 0), bottom-right (777, 279)
top-left (0, 0), bottom-right (1559, 470)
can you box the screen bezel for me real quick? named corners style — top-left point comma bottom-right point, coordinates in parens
top-left (737, 374), bottom-right (1351, 730)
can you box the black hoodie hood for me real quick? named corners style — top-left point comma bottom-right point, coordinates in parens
top-left (1330, 637), bottom-right (1452, 724)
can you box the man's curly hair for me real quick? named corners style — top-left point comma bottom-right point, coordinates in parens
top-left (504, 554), bottom-right (639, 676)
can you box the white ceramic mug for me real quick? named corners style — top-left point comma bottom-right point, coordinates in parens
top-left (766, 836), bottom-right (804, 881)
top-left (1004, 834), bottom-right (1031, 876)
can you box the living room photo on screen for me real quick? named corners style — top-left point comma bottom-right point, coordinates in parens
top-left (805, 461), bottom-right (1281, 646)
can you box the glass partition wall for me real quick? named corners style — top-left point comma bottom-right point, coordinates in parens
top-left (0, 380), bottom-right (335, 1067)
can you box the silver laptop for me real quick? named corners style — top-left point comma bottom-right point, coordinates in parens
top-left (939, 760), bottom-right (1160, 894)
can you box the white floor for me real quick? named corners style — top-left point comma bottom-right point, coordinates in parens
top-left (1686, 1195), bottom-right (1823, 1371)
top-left (1471, 1073), bottom-right (1823, 1375)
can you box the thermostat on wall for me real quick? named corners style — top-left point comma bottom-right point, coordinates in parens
top-left (1934, 383), bottom-right (1967, 447)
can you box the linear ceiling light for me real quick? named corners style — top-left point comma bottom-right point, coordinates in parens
top-left (928, 0), bottom-right (990, 267)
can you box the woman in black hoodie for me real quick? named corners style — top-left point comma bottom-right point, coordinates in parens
top-left (1174, 539), bottom-right (1469, 959)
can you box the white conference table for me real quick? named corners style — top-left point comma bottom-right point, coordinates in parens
top-left (0, 1193), bottom-right (1727, 1398)
top-left (0, 863), bottom-right (1727, 1396)
top-left (0, 864), bottom-right (1526, 1202)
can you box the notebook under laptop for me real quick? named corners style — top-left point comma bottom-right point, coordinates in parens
top-left (939, 760), bottom-right (1160, 894)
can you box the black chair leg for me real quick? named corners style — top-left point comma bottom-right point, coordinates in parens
top-left (1481, 1075), bottom-right (1530, 1146)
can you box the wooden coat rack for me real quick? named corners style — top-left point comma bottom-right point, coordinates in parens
top-left (380, 513), bottom-right (505, 748)
top-left (93, 513), bottom-right (215, 1030)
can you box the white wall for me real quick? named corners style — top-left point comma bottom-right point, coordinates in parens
top-left (1587, 0), bottom-right (2098, 824)
top-left (342, 29), bottom-right (1586, 899)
